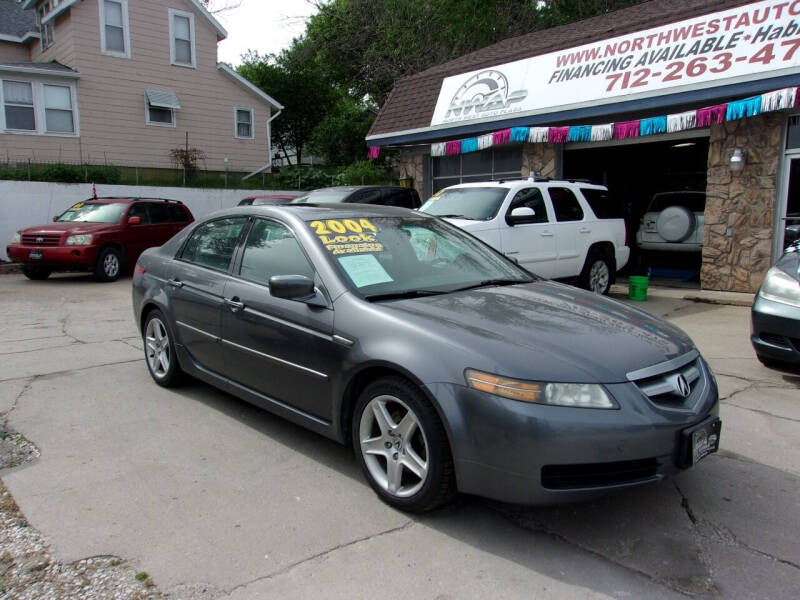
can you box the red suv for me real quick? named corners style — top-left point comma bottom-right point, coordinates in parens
top-left (7, 197), bottom-right (194, 282)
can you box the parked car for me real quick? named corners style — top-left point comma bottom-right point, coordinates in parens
top-left (292, 185), bottom-right (421, 208)
top-left (132, 204), bottom-right (719, 512)
top-left (751, 241), bottom-right (800, 367)
top-left (419, 179), bottom-right (629, 294)
top-left (238, 193), bottom-right (301, 206)
top-left (636, 191), bottom-right (705, 252)
top-left (7, 197), bottom-right (193, 282)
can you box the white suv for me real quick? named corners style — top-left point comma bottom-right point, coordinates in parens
top-left (636, 191), bottom-right (705, 252)
top-left (420, 179), bottom-right (630, 294)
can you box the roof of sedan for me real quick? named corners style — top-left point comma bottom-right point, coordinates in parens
top-left (227, 203), bottom-right (425, 219)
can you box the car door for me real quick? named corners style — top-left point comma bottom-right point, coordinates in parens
top-left (499, 187), bottom-right (557, 278)
top-left (144, 202), bottom-right (180, 247)
top-left (221, 218), bottom-right (339, 421)
top-left (546, 186), bottom-right (585, 278)
top-left (123, 202), bottom-right (152, 264)
top-left (166, 217), bottom-right (248, 376)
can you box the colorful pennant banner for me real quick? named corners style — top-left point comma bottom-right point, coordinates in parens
top-left (416, 86), bottom-right (800, 158)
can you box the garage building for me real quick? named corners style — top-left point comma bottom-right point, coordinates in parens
top-left (368, 0), bottom-right (800, 292)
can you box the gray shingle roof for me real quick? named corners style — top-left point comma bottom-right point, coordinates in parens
top-left (0, 0), bottom-right (36, 38)
top-left (369, 0), bottom-right (755, 137)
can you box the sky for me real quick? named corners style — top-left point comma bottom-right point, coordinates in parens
top-left (213, 0), bottom-right (319, 66)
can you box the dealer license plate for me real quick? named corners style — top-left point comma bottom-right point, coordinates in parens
top-left (28, 250), bottom-right (43, 260)
top-left (680, 417), bottom-right (721, 466)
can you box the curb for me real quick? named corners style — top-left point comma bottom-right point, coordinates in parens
top-left (683, 294), bottom-right (753, 308)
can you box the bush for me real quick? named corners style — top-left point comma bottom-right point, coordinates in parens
top-left (42, 163), bottom-right (82, 183)
top-left (335, 160), bottom-right (393, 186)
top-left (85, 165), bottom-right (121, 184)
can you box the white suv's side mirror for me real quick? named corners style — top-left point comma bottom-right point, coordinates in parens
top-left (507, 206), bottom-right (536, 226)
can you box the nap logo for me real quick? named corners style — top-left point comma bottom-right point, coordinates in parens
top-left (445, 70), bottom-right (528, 120)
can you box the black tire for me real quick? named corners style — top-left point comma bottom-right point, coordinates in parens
top-left (142, 309), bottom-right (184, 387)
top-left (94, 247), bottom-right (122, 282)
top-left (352, 376), bottom-right (456, 513)
top-left (22, 266), bottom-right (51, 280)
top-left (579, 249), bottom-right (613, 295)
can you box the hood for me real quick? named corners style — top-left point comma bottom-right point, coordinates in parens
top-left (382, 280), bottom-right (694, 383)
top-left (442, 217), bottom-right (494, 232)
top-left (19, 222), bottom-right (116, 235)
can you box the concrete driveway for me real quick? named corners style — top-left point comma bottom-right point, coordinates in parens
top-left (1, 273), bottom-right (798, 599)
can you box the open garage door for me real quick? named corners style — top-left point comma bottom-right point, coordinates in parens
top-left (564, 135), bottom-right (709, 283)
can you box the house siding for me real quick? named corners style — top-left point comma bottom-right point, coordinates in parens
top-left (0, 41), bottom-right (32, 62)
top-left (1, 0), bottom-right (274, 173)
top-left (29, 11), bottom-right (76, 66)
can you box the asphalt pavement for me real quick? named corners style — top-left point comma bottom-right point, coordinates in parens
top-left (0, 273), bottom-right (798, 599)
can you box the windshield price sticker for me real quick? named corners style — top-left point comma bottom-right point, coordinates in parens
top-left (70, 202), bottom-right (85, 210)
top-left (309, 219), bottom-right (385, 255)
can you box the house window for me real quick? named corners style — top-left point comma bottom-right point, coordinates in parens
top-left (235, 108), bottom-right (253, 139)
top-left (44, 85), bottom-right (74, 133)
top-left (1, 79), bottom-right (79, 136)
top-left (100, 0), bottom-right (130, 58)
top-left (2, 81), bottom-right (36, 131)
top-left (169, 9), bottom-right (196, 68)
top-left (145, 89), bottom-right (180, 127)
top-left (37, 2), bottom-right (54, 50)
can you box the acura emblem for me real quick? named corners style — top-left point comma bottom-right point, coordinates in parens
top-left (673, 374), bottom-right (691, 398)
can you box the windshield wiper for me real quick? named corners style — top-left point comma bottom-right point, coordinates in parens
top-left (364, 289), bottom-right (447, 302)
top-left (448, 278), bottom-right (531, 293)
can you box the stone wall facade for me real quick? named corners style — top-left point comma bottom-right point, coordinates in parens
top-left (701, 114), bottom-right (783, 293)
top-left (522, 143), bottom-right (558, 179)
top-left (392, 153), bottom-right (425, 199)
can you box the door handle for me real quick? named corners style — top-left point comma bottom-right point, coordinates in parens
top-left (225, 297), bottom-right (245, 311)
top-left (167, 278), bottom-right (183, 288)
top-left (579, 227), bottom-right (591, 234)
top-left (540, 231), bottom-right (554, 237)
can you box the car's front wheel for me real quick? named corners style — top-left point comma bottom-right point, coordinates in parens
top-left (353, 377), bottom-right (455, 512)
top-left (22, 266), bottom-right (51, 280)
top-left (94, 247), bottom-right (122, 282)
top-left (143, 310), bottom-right (183, 387)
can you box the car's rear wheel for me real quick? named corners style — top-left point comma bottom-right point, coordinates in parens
top-left (94, 247), bottom-right (121, 282)
top-left (580, 250), bottom-right (612, 295)
top-left (143, 310), bottom-right (183, 387)
top-left (353, 377), bottom-right (455, 513)
top-left (22, 266), bottom-right (51, 280)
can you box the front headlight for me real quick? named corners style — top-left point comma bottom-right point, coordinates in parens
top-left (11, 232), bottom-right (21, 244)
top-left (758, 266), bottom-right (800, 308)
top-left (65, 234), bottom-right (93, 246)
top-left (465, 369), bottom-right (618, 409)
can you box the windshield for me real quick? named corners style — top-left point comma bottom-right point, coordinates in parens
top-left (292, 191), bottom-right (349, 204)
top-left (419, 187), bottom-right (509, 220)
top-left (648, 192), bottom-right (705, 212)
top-left (306, 215), bottom-right (534, 299)
top-left (57, 201), bottom-right (127, 223)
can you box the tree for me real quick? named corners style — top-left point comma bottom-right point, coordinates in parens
top-left (237, 42), bottom-right (338, 166)
top-left (307, 95), bottom-right (376, 165)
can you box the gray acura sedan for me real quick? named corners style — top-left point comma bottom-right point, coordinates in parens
top-left (132, 204), bottom-right (720, 512)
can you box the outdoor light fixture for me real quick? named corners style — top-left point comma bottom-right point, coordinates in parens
top-left (729, 148), bottom-right (746, 172)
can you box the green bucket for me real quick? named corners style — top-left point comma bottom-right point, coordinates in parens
top-left (628, 275), bottom-right (649, 301)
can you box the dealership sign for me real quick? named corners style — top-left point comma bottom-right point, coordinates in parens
top-left (431, 0), bottom-right (800, 127)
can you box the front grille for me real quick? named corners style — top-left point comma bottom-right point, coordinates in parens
top-left (628, 351), bottom-right (703, 409)
top-left (21, 234), bottom-right (61, 246)
top-left (542, 458), bottom-right (658, 490)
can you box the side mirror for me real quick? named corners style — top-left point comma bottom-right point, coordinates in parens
top-left (53, 215), bottom-right (60, 222)
top-left (269, 274), bottom-right (326, 307)
top-left (507, 206), bottom-right (536, 226)
top-left (128, 216), bottom-right (142, 225)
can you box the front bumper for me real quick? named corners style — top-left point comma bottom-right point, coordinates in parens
top-left (6, 244), bottom-right (99, 269)
top-left (426, 357), bottom-right (719, 505)
top-left (751, 294), bottom-right (800, 364)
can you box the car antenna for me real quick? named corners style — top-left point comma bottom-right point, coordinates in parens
top-left (528, 172), bottom-right (537, 182)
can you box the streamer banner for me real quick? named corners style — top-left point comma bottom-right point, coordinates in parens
top-left (590, 124), bottom-right (614, 141)
top-left (667, 111), bottom-right (697, 132)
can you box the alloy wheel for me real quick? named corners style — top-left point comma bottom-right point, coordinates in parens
top-left (145, 317), bottom-right (171, 379)
top-left (359, 395), bottom-right (430, 498)
top-left (589, 260), bottom-right (610, 294)
top-left (104, 253), bottom-right (120, 278)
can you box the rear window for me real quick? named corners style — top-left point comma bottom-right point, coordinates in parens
top-left (648, 193), bottom-right (705, 212)
top-left (581, 188), bottom-right (625, 219)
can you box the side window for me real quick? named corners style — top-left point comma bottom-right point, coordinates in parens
top-left (507, 188), bottom-right (548, 224)
top-left (169, 204), bottom-right (190, 222)
top-left (349, 189), bottom-right (383, 204)
top-left (239, 219), bottom-right (314, 286)
top-left (127, 203), bottom-right (150, 223)
top-left (147, 203), bottom-right (171, 224)
top-left (549, 187), bottom-right (584, 222)
top-left (180, 218), bottom-right (247, 272)
top-left (581, 188), bottom-right (624, 219)
top-left (381, 189), bottom-right (416, 209)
